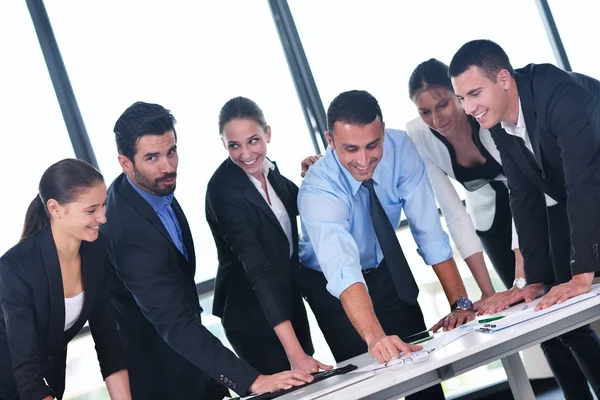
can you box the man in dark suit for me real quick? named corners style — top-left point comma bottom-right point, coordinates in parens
top-left (100, 102), bottom-right (312, 399)
top-left (449, 39), bottom-right (600, 396)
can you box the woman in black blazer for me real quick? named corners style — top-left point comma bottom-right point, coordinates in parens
top-left (0, 159), bottom-right (131, 400)
top-left (206, 97), bottom-right (330, 375)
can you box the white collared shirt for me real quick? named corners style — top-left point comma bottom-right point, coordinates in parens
top-left (501, 99), bottom-right (557, 206)
top-left (247, 159), bottom-right (293, 257)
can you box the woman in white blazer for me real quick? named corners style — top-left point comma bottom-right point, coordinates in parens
top-left (406, 93), bottom-right (519, 296)
top-left (405, 58), bottom-right (592, 400)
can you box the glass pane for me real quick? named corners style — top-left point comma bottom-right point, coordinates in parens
top-left (288, 0), bottom-right (556, 131)
top-left (44, 0), bottom-right (315, 284)
top-left (0, 1), bottom-right (74, 256)
top-left (548, 0), bottom-right (599, 77)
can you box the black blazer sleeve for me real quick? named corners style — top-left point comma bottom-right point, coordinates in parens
top-left (112, 231), bottom-right (259, 394)
top-left (0, 257), bottom-right (54, 400)
top-left (288, 179), bottom-right (300, 217)
top-left (88, 257), bottom-right (128, 380)
top-left (491, 129), bottom-right (554, 283)
top-left (206, 183), bottom-right (290, 328)
top-left (543, 72), bottom-right (600, 275)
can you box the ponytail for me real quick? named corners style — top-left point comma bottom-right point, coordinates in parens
top-left (19, 158), bottom-right (104, 241)
top-left (21, 195), bottom-right (50, 240)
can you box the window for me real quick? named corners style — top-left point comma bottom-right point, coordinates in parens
top-left (44, 0), bottom-right (315, 284)
top-left (0, 1), bottom-right (74, 256)
top-left (288, 0), bottom-right (556, 131)
top-left (548, 0), bottom-right (599, 77)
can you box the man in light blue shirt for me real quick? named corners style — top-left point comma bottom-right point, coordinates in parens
top-left (298, 91), bottom-right (474, 400)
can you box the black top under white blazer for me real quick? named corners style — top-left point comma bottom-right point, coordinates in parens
top-left (406, 116), bottom-right (519, 260)
top-left (0, 226), bottom-right (126, 400)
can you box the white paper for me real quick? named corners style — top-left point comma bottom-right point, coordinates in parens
top-left (352, 325), bottom-right (475, 373)
top-left (477, 291), bottom-right (600, 333)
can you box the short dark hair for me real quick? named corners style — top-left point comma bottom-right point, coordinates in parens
top-left (449, 39), bottom-right (514, 82)
top-left (408, 58), bottom-right (453, 99)
top-left (327, 90), bottom-right (383, 134)
top-left (218, 96), bottom-right (267, 135)
top-left (114, 101), bottom-right (177, 161)
top-left (22, 158), bottom-right (104, 240)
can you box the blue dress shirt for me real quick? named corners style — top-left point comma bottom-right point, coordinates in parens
top-left (298, 129), bottom-right (452, 298)
top-left (126, 176), bottom-right (188, 260)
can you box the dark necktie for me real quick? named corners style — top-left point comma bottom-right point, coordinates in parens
top-left (362, 179), bottom-right (419, 305)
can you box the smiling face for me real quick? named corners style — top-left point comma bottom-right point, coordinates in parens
top-left (221, 118), bottom-right (271, 179)
top-left (326, 116), bottom-right (385, 182)
top-left (451, 66), bottom-right (512, 129)
top-left (412, 87), bottom-right (466, 137)
top-left (48, 182), bottom-right (108, 243)
top-left (119, 131), bottom-right (178, 196)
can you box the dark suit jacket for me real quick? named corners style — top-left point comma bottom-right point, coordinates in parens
top-left (490, 63), bottom-right (600, 283)
top-left (100, 173), bottom-right (259, 399)
top-left (206, 159), bottom-right (312, 351)
top-left (0, 226), bottom-right (126, 400)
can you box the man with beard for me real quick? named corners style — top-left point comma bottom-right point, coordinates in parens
top-left (100, 102), bottom-right (312, 399)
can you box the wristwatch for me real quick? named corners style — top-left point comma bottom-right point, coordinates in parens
top-left (513, 277), bottom-right (527, 289)
top-left (450, 297), bottom-right (473, 311)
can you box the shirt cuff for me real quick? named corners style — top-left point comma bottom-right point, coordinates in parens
top-left (417, 232), bottom-right (453, 266)
top-left (325, 267), bottom-right (367, 299)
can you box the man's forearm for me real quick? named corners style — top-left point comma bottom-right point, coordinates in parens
top-left (339, 283), bottom-right (385, 344)
top-left (432, 258), bottom-right (468, 305)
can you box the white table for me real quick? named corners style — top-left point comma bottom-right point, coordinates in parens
top-left (281, 292), bottom-right (600, 400)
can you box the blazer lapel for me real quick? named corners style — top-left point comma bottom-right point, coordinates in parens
top-left (515, 72), bottom-right (545, 174)
top-left (117, 174), bottom-right (180, 253)
top-left (226, 160), bottom-right (288, 239)
top-left (267, 168), bottom-right (299, 256)
top-left (39, 226), bottom-right (65, 356)
top-left (172, 198), bottom-right (196, 274)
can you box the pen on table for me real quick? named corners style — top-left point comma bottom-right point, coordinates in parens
top-left (478, 315), bottom-right (505, 324)
top-left (411, 335), bottom-right (434, 345)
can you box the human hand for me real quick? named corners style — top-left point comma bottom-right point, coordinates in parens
top-left (473, 292), bottom-right (494, 312)
top-left (480, 283), bottom-right (544, 315)
top-left (289, 353), bottom-right (333, 373)
top-left (477, 288), bottom-right (520, 315)
top-left (431, 309), bottom-right (475, 332)
top-left (367, 334), bottom-right (422, 364)
top-left (249, 370), bottom-right (313, 394)
top-left (535, 272), bottom-right (594, 311)
top-left (300, 154), bottom-right (323, 177)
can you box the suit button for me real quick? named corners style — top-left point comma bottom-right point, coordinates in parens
top-left (224, 378), bottom-right (228, 383)
top-left (47, 355), bottom-right (55, 362)
top-left (220, 375), bottom-right (224, 381)
top-left (233, 383), bottom-right (237, 389)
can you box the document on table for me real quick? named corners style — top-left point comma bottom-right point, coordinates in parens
top-left (352, 325), bottom-right (475, 373)
top-left (477, 289), bottom-right (600, 333)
